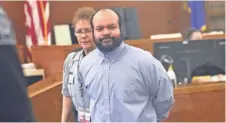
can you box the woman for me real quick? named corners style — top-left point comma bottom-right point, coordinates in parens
top-left (61, 7), bottom-right (96, 122)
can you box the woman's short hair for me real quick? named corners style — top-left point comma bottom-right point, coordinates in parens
top-left (72, 7), bottom-right (96, 28)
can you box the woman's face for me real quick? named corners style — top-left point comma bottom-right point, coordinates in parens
top-left (74, 20), bottom-right (95, 50)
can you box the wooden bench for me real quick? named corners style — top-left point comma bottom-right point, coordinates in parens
top-left (31, 44), bottom-right (80, 77)
top-left (28, 72), bottom-right (65, 122)
top-left (125, 38), bottom-right (153, 53)
top-left (202, 33), bottom-right (225, 40)
top-left (165, 82), bottom-right (225, 122)
top-left (28, 73), bottom-right (225, 122)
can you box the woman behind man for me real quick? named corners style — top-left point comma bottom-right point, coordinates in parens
top-left (61, 7), bottom-right (96, 122)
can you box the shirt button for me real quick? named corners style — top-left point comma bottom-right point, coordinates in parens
top-left (105, 111), bottom-right (109, 115)
top-left (104, 82), bottom-right (107, 85)
top-left (105, 96), bottom-right (108, 99)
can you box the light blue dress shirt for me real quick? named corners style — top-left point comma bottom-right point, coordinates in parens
top-left (79, 42), bottom-right (174, 122)
top-left (62, 50), bottom-right (89, 109)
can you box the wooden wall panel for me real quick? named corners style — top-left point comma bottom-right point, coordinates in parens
top-left (0, 1), bottom-right (190, 45)
top-left (50, 1), bottom-right (189, 38)
top-left (205, 1), bottom-right (225, 31)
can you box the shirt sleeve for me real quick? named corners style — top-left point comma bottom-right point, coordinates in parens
top-left (140, 54), bottom-right (174, 122)
top-left (151, 59), bottom-right (174, 121)
top-left (61, 53), bottom-right (75, 97)
top-left (0, 7), bottom-right (16, 45)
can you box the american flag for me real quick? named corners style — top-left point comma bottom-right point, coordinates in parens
top-left (24, 0), bottom-right (51, 61)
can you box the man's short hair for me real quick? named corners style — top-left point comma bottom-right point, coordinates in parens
top-left (183, 28), bottom-right (201, 40)
top-left (90, 8), bottom-right (122, 31)
top-left (72, 7), bottom-right (96, 29)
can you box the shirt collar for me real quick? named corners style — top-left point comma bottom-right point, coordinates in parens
top-left (72, 49), bottom-right (84, 62)
top-left (97, 41), bottom-right (126, 64)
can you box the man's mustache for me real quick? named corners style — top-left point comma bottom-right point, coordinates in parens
top-left (99, 36), bottom-right (115, 42)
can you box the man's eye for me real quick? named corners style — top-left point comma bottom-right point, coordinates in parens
top-left (108, 26), bottom-right (116, 30)
top-left (96, 28), bottom-right (103, 31)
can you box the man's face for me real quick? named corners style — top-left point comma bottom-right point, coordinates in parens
top-left (190, 31), bottom-right (203, 40)
top-left (92, 10), bottom-right (123, 53)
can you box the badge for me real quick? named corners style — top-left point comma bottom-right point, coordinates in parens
top-left (68, 74), bottom-right (74, 84)
top-left (77, 107), bottom-right (90, 122)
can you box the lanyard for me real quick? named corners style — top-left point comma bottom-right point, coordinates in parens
top-left (75, 51), bottom-right (86, 108)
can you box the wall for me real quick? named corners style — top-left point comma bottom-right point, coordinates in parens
top-left (0, 1), bottom-right (190, 45)
top-left (50, 1), bottom-right (190, 37)
top-left (205, 1), bottom-right (225, 31)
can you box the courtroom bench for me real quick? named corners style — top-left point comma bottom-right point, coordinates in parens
top-left (23, 68), bottom-right (45, 86)
top-left (125, 38), bottom-right (153, 53)
top-left (28, 73), bottom-right (225, 122)
top-left (28, 72), bottom-right (63, 122)
top-left (202, 33), bottom-right (226, 40)
top-left (28, 72), bottom-right (74, 122)
top-left (166, 82), bottom-right (225, 122)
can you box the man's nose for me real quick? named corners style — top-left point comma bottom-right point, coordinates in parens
top-left (103, 28), bottom-right (110, 35)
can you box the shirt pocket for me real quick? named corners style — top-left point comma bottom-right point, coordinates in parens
top-left (124, 80), bottom-right (137, 98)
top-left (123, 79), bottom-right (148, 103)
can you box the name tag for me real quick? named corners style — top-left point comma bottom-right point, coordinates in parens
top-left (68, 74), bottom-right (74, 84)
top-left (77, 107), bottom-right (90, 122)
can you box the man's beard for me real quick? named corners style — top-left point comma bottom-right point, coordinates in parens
top-left (94, 35), bottom-right (123, 53)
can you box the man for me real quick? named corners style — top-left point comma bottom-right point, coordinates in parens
top-left (0, 7), bottom-right (35, 121)
top-left (183, 28), bottom-right (203, 41)
top-left (78, 9), bottom-right (174, 122)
